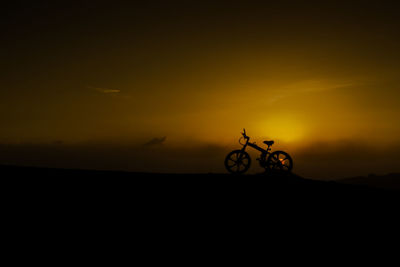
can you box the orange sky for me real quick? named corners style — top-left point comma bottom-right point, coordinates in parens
top-left (2, 1), bottom-right (400, 177)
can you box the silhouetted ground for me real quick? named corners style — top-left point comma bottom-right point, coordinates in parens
top-left (3, 163), bottom-right (400, 245)
top-left (2, 165), bottom-right (398, 204)
top-left (338, 173), bottom-right (400, 191)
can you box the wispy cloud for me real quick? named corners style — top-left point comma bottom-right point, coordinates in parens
top-left (143, 136), bottom-right (167, 147)
top-left (283, 79), bottom-right (356, 93)
top-left (88, 86), bottom-right (121, 94)
top-left (268, 79), bottom-right (358, 104)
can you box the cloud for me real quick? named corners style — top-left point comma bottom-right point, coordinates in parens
top-left (88, 86), bottom-right (121, 94)
top-left (267, 94), bottom-right (286, 104)
top-left (283, 79), bottom-right (357, 94)
top-left (268, 79), bottom-right (358, 104)
top-left (291, 140), bottom-right (400, 179)
top-left (0, 141), bottom-right (228, 174)
top-left (143, 136), bottom-right (167, 147)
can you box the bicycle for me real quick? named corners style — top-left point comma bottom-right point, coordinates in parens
top-left (224, 129), bottom-right (293, 174)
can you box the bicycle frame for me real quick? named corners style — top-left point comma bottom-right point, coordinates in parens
top-left (240, 136), bottom-right (271, 163)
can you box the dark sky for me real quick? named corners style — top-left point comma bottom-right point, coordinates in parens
top-left (2, 1), bottom-right (400, 178)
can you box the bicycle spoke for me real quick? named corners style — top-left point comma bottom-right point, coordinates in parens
top-left (236, 152), bottom-right (242, 160)
top-left (236, 164), bottom-right (241, 172)
top-left (227, 162), bottom-right (237, 168)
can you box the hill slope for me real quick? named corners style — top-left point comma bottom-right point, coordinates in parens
top-left (338, 173), bottom-right (400, 191)
top-left (2, 165), bottom-right (397, 200)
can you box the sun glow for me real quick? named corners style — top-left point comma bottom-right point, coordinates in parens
top-left (256, 115), bottom-right (306, 143)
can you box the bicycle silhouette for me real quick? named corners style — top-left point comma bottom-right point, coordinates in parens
top-left (225, 129), bottom-right (293, 174)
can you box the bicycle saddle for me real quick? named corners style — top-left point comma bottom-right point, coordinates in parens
top-left (263, 140), bottom-right (274, 146)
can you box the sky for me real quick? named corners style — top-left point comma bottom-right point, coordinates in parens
top-left (2, 1), bottom-right (400, 178)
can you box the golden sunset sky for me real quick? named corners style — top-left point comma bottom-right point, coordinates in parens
top-left (2, 1), bottom-right (400, 178)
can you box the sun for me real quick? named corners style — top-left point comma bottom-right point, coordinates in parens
top-left (256, 115), bottom-right (306, 143)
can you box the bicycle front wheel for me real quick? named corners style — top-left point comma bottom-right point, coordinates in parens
top-left (224, 150), bottom-right (251, 174)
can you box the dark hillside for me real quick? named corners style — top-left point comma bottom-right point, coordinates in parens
top-left (339, 173), bottom-right (400, 191)
top-left (2, 165), bottom-right (397, 203)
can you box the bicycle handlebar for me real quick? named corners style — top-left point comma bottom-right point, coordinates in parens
top-left (242, 128), bottom-right (249, 140)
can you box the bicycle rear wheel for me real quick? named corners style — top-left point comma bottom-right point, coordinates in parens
top-left (266, 151), bottom-right (293, 172)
